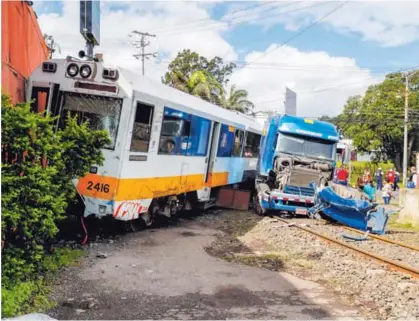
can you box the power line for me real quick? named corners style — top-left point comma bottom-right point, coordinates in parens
top-left (102, 52), bottom-right (414, 74)
top-left (146, 1), bottom-right (279, 34)
top-left (157, 1), bottom-right (332, 36)
top-left (129, 31), bottom-right (158, 76)
top-left (239, 0), bottom-right (349, 71)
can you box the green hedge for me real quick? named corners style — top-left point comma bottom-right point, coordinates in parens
top-left (1, 95), bottom-right (110, 317)
top-left (337, 161), bottom-right (396, 186)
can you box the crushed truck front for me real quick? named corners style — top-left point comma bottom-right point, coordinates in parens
top-left (255, 115), bottom-right (340, 216)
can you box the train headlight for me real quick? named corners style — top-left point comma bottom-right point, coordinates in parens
top-left (67, 63), bottom-right (79, 77)
top-left (80, 65), bottom-right (92, 78)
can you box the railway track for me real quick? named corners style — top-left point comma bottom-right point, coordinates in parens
top-left (341, 225), bottom-right (419, 252)
top-left (311, 217), bottom-right (419, 252)
top-left (275, 217), bottom-right (419, 279)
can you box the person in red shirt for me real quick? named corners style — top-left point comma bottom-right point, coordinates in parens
top-left (387, 169), bottom-right (395, 185)
top-left (336, 165), bottom-right (349, 186)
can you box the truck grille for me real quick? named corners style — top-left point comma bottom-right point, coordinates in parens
top-left (288, 168), bottom-right (321, 187)
top-left (284, 184), bottom-right (315, 197)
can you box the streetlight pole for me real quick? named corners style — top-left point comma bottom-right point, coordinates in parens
top-left (402, 69), bottom-right (419, 186)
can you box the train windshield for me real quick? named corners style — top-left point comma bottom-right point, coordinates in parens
top-left (59, 92), bottom-right (122, 150)
top-left (276, 133), bottom-right (335, 160)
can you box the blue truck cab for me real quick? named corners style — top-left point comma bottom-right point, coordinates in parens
top-left (254, 114), bottom-right (340, 216)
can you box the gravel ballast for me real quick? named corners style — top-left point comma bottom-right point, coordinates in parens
top-left (237, 216), bottom-right (419, 320)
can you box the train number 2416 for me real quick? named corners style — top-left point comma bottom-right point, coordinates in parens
top-left (87, 181), bottom-right (110, 193)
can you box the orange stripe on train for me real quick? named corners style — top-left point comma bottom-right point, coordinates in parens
top-left (77, 172), bottom-right (229, 201)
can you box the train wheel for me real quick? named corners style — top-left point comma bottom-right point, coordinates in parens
top-left (142, 205), bottom-right (157, 227)
top-left (127, 218), bottom-right (146, 233)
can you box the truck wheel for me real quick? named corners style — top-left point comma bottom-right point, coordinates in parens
top-left (253, 195), bottom-right (265, 216)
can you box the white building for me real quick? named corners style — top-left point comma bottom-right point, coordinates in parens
top-left (284, 87), bottom-right (296, 116)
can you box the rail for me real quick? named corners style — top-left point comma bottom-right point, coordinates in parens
top-left (276, 217), bottom-right (419, 279)
top-left (341, 225), bottom-right (419, 252)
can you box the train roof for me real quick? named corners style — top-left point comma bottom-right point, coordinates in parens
top-left (29, 58), bottom-right (262, 134)
top-left (119, 67), bottom-right (262, 133)
top-left (276, 114), bottom-right (339, 142)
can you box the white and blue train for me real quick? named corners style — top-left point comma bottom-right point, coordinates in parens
top-left (27, 57), bottom-right (263, 227)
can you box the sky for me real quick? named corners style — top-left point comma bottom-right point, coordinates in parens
top-left (33, 0), bottom-right (419, 117)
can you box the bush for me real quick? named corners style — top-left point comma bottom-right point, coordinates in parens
top-left (337, 160), bottom-right (395, 185)
top-left (1, 94), bottom-right (110, 316)
top-left (1, 248), bottom-right (83, 317)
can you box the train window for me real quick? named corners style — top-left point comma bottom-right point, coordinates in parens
top-left (30, 87), bottom-right (50, 113)
top-left (130, 102), bottom-right (154, 153)
top-left (187, 115), bottom-right (211, 156)
top-left (59, 92), bottom-right (122, 150)
top-left (159, 108), bottom-right (191, 155)
top-left (232, 129), bottom-right (244, 157)
top-left (243, 132), bottom-right (261, 158)
top-left (217, 124), bottom-right (235, 157)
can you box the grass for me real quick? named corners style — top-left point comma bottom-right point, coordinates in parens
top-left (224, 252), bottom-right (286, 271)
top-left (294, 258), bottom-right (313, 269)
top-left (387, 213), bottom-right (419, 232)
top-left (205, 211), bottom-right (315, 273)
top-left (1, 247), bottom-right (84, 318)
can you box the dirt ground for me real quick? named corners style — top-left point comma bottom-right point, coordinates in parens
top-left (48, 209), bottom-right (362, 320)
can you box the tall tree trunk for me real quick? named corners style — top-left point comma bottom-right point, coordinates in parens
top-left (408, 135), bottom-right (416, 166)
top-left (394, 153), bottom-right (402, 172)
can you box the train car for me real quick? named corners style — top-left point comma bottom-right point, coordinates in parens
top-left (27, 57), bottom-right (262, 227)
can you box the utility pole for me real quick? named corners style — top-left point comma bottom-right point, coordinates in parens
top-left (129, 31), bottom-right (157, 76)
top-left (402, 69), bottom-right (419, 186)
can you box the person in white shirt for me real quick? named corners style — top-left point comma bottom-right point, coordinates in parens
top-left (382, 177), bottom-right (393, 205)
top-left (409, 166), bottom-right (418, 188)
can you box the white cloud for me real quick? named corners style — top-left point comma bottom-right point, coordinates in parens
top-left (36, 1), bottom-right (380, 118)
top-left (230, 45), bottom-right (380, 117)
top-left (226, 0), bottom-right (419, 48)
top-left (37, 1), bottom-right (236, 81)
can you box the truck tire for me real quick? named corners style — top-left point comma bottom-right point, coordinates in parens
top-left (253, 194), bottom-right (265, 216)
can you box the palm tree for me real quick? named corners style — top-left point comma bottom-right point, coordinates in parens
top-left (169, 69), bottom-right (224, 105)
top-left (225, 85), bottom-right (254, 114)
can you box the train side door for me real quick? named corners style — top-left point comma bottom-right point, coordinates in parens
top-left (204, 122), bottom-right (220, 183)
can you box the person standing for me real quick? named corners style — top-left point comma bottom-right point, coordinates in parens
top-left (382, 178), bottom-right (393, 205)
top-left (375, 168), bottom-right (383, 191)
top-left (336, 165), bottom-right (349, 186)
top-left (333, 166), bottom-right (340, 183)
top-left (363, 170), bottom-right (371, 185)
top-left (408, 166), bottom-right (418, 188)
top-left (363, 180), bottom-right (377, 202)
top-left (386, 169), bottom-right (395, 189)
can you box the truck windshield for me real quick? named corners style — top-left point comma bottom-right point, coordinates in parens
top-left (161, 118), bottom-right (183, 136)
top-left (59, 92), bottom-right (122, 150)
top-left (276, 133), bottom-right (336, 160)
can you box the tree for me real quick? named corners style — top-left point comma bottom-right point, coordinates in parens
top-left (336, 73), bottom-right (419, 170)
top-left (224, 85), bottom-right (254, 113)
top-left (318, 115), bottom-right (339, 127)
top-left (162, 49), bottom-right (236, 87)
top-left (169, 69), bottom-right (225, 105)
top-left (163, 49), bottom-right (255, 114)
